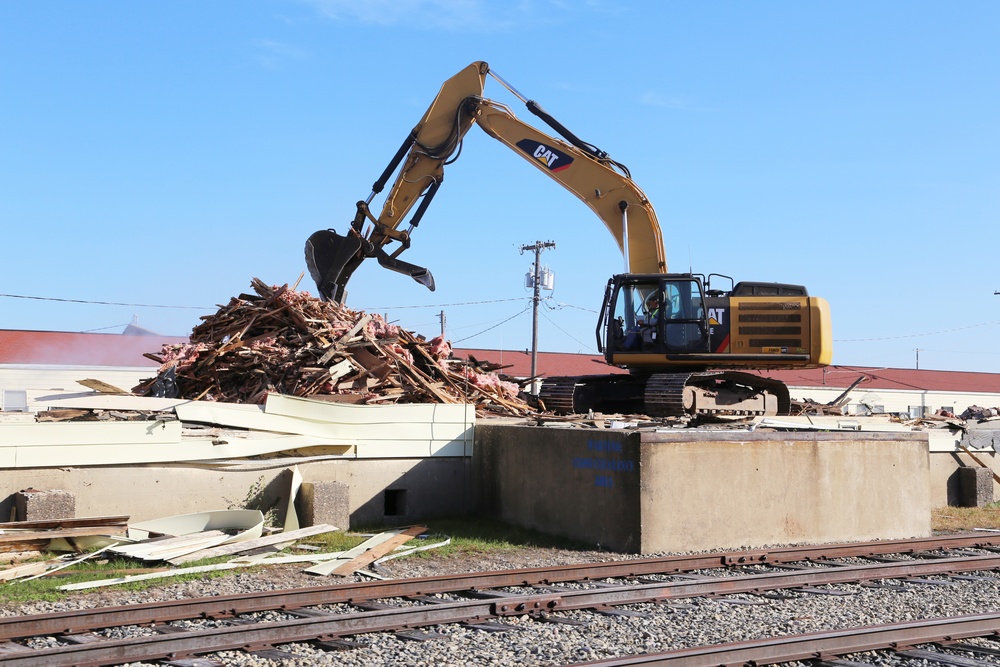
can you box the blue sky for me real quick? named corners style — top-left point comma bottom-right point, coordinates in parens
top-left (2, 1), bottom-right (998, 373)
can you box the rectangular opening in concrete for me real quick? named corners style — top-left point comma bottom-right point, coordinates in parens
top-left (384, 488), bottom-right (407, 517)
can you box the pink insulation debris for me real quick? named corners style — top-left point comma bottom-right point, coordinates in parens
top-left (459, 367), bottom-right (520, 400)
top-left (428, 336), bottom-right (452, 361)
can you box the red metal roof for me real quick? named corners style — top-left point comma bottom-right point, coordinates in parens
top-left (3, 330), bottom-right (998, 394)
top-left (454, 348), bottom-right (628, 378)
top-left (454, 348), bottom-right (1000, 394)
top-left (755, 365), bottom-right (1000, 394)
top-left (0, 330), bottom-right (188, 367)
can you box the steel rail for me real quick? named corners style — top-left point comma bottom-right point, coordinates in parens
top-left (4, 553), bottom-right (1000, 667)
top-left (558, 612), bottom-right (1000, 666)
top-left (2, 533), bottom-right (999, 643)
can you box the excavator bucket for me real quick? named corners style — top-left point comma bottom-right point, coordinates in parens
top-left (305, 229), bottom-right (436, 304)
top-left (304, 229), bottom-right (363, 303)
top-left (375, 249), bottom-right (435, 293)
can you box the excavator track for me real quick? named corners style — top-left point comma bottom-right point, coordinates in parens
top-left (643, 373), bottom-right (691, 417)
top-left (653, 371), bottom-right (791, 418)
top-left (540, 371), bottom-right (791, 418)
top-left (537, 376), bottom-right (581, 414)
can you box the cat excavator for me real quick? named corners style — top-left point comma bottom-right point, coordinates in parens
top-left (305, 61), bottom-right (832, 417)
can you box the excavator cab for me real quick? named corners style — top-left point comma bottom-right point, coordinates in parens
top-left (600, 274), bottom-right (711, 362)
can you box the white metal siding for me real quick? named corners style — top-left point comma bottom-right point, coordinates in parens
top-left (0, 365), bottom-right (158, 411)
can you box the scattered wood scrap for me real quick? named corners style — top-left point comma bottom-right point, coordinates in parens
top-left (0, 515), bottom-right (128, 553)
top-left (0, 557), bottom-right (64, 581)
top-left (133, 278), bottom-right (536, 418)
top-left (168, 524), bottom-right (339, 565)
top-left (304, 524), bottom-right (427, 577)
top-left (77, 379), bottom-right (129, 394)
top-left (790, 376), bottom-right (867, 416)
top-left (0, 515), bottom-right (128, 531)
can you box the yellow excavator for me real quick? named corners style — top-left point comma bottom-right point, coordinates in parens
top-left (305, 61), bottom-right (832, 417)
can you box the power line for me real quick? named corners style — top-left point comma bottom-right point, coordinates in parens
top-left (452, 306), bottom-right (531, 344)
top-left (0, 293), bottom-right (213, 310)
top-left (835, 319), bottom-right (1000, 342)
top-left (539, 310), bottom-right (597, 353)
top-left (80, 322), bottom-right (135, 333)
top-left (545, 301), bottom-right (599, 314)
top-left (364, 297), bottom-right (529, 310)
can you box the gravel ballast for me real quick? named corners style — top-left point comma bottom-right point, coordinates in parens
top-left (4, 545), bottom-right (1000, 666)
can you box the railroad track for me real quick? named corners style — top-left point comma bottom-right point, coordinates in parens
top-left (4, 533), bottom-right (1000, 666)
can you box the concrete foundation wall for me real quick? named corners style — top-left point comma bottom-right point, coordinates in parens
top-left (474, 425), bottom-right (642, 551)
top-left (639, 432), bottom-right (930, 552)
top-left (0, 458), bottom-right (473, 529)
top-left (475, 424), bottom-right (931, 554)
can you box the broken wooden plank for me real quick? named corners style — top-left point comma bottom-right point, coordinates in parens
top-left (958, 445), bottom-right (1000, 485)
top-left (0, 515), bottom-right (129, 531)
top-left (168, 524), bottom-right (339, 565)
top-left (35, 409), bottom-right (92, 422)
top-left (111, 530), bottom-right (231, 562)
top-left (304, 525), bottom-right (426, 577)
top-left (0, 558), bottom-right (59, 582)
top-left (77, 379), bottom-right (129, 394)
top-left (0, 526), bottom-right (125, 545)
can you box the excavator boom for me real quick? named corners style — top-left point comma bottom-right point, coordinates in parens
top-left (305, 61), bottom-right (665, 303)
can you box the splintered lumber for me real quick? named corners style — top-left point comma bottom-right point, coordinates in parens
top-left (133, 278), bottom-right (534, 417)
top-left (958, 445), bottom-right (1000, 485)
top-left (78, 379), bottom-right (129, 394)
top-left (0, 515), bottom-right (129, 531)
top-left (111, 530), bottom-right (231, 562)
top-left (304, 525), bottom-right (427, 577)
top-left (0, 526), bottom-right (125, 552)
top-left (0, 558), bottom-right (61, 582)
top-left (168, 524), bottom-right (339, 565)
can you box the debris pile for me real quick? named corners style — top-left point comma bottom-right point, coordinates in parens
top-left (961, 405), bottom-right (1000, 421)
top-left (133, 278), bottom-right (534, 417)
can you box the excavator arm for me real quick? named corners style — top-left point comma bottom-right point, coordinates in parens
top-left (305, 61), bottom-right (666, 303)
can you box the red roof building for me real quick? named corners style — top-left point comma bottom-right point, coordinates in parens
top-left (2, 331), bottom-right (998, 416)
top-left (0, 330), bottom-right (187, 367)
top-left (454, 347), bottom-right (1000, 395)
top-left (452, 348), bottom-right (1000, 416)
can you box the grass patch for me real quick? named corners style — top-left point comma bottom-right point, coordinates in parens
top-left (932, 502), bottom-right (1000, 533)
top-left (0, 554), bottom-right (239, 607)
top-left (305, 516), bottom-right (601, 560)
top-left (4, 509), bottom-right (999, 609)
top-left (410, 516), bottom-right (600, 558)
top-left (0, 517), bottom-right (588, 608)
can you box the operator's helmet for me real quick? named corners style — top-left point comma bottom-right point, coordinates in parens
top-left (645, 293), bottom-right (658, 312)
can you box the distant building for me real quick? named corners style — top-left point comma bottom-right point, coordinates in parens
top-left (454, 348), bottom-right (1000, 418)
top-left (0, 329), bottom-right (187, 411)
top-left (2, 329), bottom-right (999, 417)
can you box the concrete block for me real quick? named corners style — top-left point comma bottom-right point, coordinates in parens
top-left (298, 481), bottom-right (349, 531)
top-left (15, 488), bottom-right (75, 521)
top-left (958, 466), bottom-right (994, 507)
top-left (474, 424), bottom-right (931, 554)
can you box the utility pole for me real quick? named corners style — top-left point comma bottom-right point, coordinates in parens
top-left (519, 240), bottom-right (556, 393)
top-left (438, 310), bottom-right (446, 339)
top-left (915, 348), bottom-right (923, 370)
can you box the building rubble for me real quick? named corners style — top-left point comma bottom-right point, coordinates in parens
top-left (131, 278), bottom-right (535, 418)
